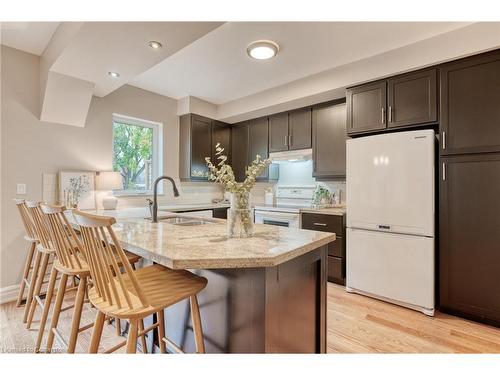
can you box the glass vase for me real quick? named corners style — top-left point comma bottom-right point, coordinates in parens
top-left (227, 191), bottom-right (253, 238)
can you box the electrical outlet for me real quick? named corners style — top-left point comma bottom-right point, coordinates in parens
top-left (16, 183), bottom-right (26, 195)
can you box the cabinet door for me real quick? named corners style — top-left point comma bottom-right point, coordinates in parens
top-left (440, 154), bottom-right (500, 325)
top-left (440, 51), bottom-right (500, 155)
top-left (269, 113), bottom-right (289, 152)
top-left (387, 69), bottom-right (437, 128)
top-left (289, 108), bottom-right (312, 150)
top-left (190, 115), bottom-right (212, 180)
top-left (312, 102), bottom-right (347, 179)
top-left (212, 121), bottom-right (231, 165)
top-left (249, 117), bottom-right (270, 180)
top-left (231, 122), bottom-right (249, 182)
top-left (347, 81), bottom-right (387, 135)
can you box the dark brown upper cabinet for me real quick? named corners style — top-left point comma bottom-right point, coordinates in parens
top-left (231, 121), bottom-right (249, 182)
top-left (289, 108), bottom-right (312, 150)
top-left (179, 114), bottom-right (212, 181)
top-left (440, 50), bottom-right (500, 155)
top-left (312, 101), bottom-right (347, 179)
top-left (347, 81), bottom-right (387, 135)
top-left (249, 117), bottom-right (271, 180)
top-left (439, 153), bottom-right (500, 326)
top-left (211, 120), bottom-right (232, 164)
top-left (179, 114), bottom-right (231, 181)
top-left (269, 109), bottom-right (312, 152)
top-left (387, 69), bottom-right (437, 129)
top-left (269, 112), bottom-right (289, 152)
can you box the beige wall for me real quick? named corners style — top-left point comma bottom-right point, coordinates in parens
top-left (0, 45), bottom-right (221, 288)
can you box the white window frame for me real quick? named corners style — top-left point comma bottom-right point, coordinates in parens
top-left (112, 113), bottom-right (163, 196)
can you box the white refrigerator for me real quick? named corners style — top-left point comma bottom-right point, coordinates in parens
top-left (346, 129), bottom-right (435, 316)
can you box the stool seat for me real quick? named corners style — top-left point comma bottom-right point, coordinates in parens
top-left (88, 264), bottom-right (207, 319)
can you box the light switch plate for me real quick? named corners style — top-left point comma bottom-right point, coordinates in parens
top-left (16, 183), bottom-right (26, 195)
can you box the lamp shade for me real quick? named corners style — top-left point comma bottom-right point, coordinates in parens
top-left (97, 171), bottom-right (122, 190)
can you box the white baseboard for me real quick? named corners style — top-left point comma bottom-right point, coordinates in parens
top-left (0, 284), bottom-right (20, 305)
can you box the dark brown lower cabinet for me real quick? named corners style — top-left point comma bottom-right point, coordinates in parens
top-left (301, 212), bottom-right (346, 285)
top-left (440, 153), bottom-right (500, 326)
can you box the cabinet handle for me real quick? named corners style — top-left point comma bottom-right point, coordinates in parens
top-left (381, 107), bottom-right (386, 124)
top-left (289, 135), bottom-right (292, 147)
top-left (313, 222), bottom-right (327, 227)
top-left (442, 131), bottom-right (446, 150)
top-left (285, 135), bottom-right (288, 146)
top-left (388, 106), bottom-right (392, 123)
top-left (442, 162), bottom-right (446, 181)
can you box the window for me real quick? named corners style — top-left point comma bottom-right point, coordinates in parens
top-left (112, 114), bottom-right (162, 195)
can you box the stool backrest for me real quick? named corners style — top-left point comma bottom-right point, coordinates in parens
top-left (25, 201), bottom-right (51, 249)
top-left (14, 199), bottom-right (37, 240)
top-left (72, 210), bottom-right (148, 310)
top-left (41, 204), bottom-right (85, 272)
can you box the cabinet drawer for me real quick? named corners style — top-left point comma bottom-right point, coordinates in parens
top-left (328, 237), bottom-right (343, 257)
top-left (328, 256), bottom-right (345, 285)
top-left (301, 213), bottom-right (343, 236)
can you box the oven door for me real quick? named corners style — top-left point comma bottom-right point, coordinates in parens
top-left (254, 210), bottom-right (300, 228)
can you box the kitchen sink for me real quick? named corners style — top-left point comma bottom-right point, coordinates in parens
top-left (149, 216), bottom-right (216, 226)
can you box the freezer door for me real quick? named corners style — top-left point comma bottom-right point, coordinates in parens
top-left (346, 228), bottom-right (434, 310)
top-left (346, 129), bottom-right (435, 237)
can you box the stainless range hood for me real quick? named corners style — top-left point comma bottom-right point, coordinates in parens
top-left (269, 148), bottom-right (313, 163)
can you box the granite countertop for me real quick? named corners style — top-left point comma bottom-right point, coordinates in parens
top-left (68, 208), bottom-right (335, 270)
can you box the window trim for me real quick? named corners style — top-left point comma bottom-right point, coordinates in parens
top-left (112, 113), bottom-right (163, 196)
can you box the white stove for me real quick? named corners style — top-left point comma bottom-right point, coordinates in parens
top-left (254, 185), bottom-right (315, 228)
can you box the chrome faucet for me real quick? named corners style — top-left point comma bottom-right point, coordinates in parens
top-left (151, 176), bottom-right (180, 223)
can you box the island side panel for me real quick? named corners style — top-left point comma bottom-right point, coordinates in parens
top-left (160, 246), bottom-right (327, 354)
top-left (163, 267), bottom-right (267, 353)
top-left (265, 245), bottom-right (328, 353)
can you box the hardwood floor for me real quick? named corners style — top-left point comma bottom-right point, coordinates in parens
top-left (2, 282), bottom-right (500, 353)
top-left (327, 283), bottom-right (500, 353)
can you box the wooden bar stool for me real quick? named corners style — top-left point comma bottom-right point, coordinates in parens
top-left (37, 205), bottom-right (144, 353)
top-left (35, 204), bottom-right (91, 353)
top-left (73, 210), bottom-right (207, 354)
top-left (13, 200), bottom-right (39, 318)
top-left (24, 201), bottom-right (59, 330)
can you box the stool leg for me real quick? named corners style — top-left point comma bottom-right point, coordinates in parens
top-left (26, 252), bottom-right (50, 328)
top-left (35, 267), bottom-right (58, 352)
top-left (190, 295), bottom-right (205, 354)
top-left (16, 241), bottom-right (36, 307)
top-left (138, 319), bottom-right (148, 353)
top-left (115, 318), bottom-right (122, 335)
top-left (126, 319), bottom-right (139, 353)
top-left (46, 273), bottom-right (68, 352)
top-left (89, 311), bottom-right (105, 353)
top-left (67, 276), bottom-right (87, 353)
top-left (23, 249), bottom-right (41, 323)
top-left (157, 310), bottom-right (167, 354)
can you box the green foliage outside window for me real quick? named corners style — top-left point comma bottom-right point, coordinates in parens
top-left (113, 121), bottom-right (153, 191)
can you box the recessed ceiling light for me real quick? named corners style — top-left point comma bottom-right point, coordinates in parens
top-left (247, 40), bottom-right (279, 60)
top-left (148, 40), bottom-right (163, 49)
top-left (108, 71), bottom-right (120, 78)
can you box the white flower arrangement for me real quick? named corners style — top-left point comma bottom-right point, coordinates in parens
top-left (205, 143), bottom-right (271, 194)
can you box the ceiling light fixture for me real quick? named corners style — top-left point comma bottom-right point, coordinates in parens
top-left (108, 71), bottom-right (120, 78)
top-left (247, 40), bottom-right (279, 60)
top-left (148, 40), bottom-right (163, 50)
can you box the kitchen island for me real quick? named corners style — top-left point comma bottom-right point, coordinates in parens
top-left (69, 207), bottom-right (335, 353)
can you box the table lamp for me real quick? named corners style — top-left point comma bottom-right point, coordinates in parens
top-left (97, 171), bottom-right (122, 210)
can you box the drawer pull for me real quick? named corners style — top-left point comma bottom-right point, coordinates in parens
top-left (313, 222), bottom-right (327, 227)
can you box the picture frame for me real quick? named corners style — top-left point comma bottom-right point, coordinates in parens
top-left (58, 170), bottom-right (97, 210)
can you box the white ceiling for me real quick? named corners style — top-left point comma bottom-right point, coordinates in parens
top-left (131, 22), bottom-right (471, 104)
top-left (50, 22), bottom-right (223, 97)
top-left (1, 22), bottom-right (59, 55)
